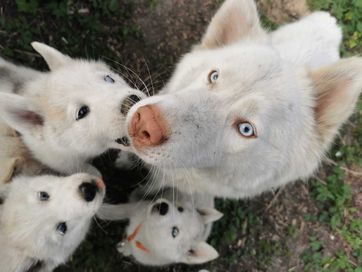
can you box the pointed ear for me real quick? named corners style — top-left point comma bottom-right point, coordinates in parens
top-left (183, 241), bottom-right (219, 264)
top-left (197, 208), bottom-right (223, 224)
top-left (0, 93), bottom-right (44, 135)
top-left (310, 57), bottom-right (362, 148)
top-left (200, 0), bottom-right (266, 49)
top-left (31, 42), bottom-right (71, 70)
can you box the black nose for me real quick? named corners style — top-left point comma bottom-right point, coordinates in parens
top-left (79, 181), bottom-right (98, 202)
top-left (152, 202), bottom-right (169, 216)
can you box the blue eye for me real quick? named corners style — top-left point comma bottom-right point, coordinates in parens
top-left (208, 69), bottom-right (219, 84)
top-left (237, 122), bottom-right (256, 138)
top-left (56, 222), bottom-right (67, 235)
top-left (104, 75), bottom-right (115, 83)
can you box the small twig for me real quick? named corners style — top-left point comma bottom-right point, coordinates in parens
top-left (313, 176), bottom-right (327, 185)
top-left (13, 49), bottom-right (40, 58)
top-left (325, 158), bottom-right (362, 176)
top-left (265, 188), bottom-right (283, 211)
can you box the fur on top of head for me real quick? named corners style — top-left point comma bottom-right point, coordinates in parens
top-left (0, 173), bottom-right (105, 270)
top-left (125, 0), bottom-right (361, 198)
top-left (0, 42), bottom-right (146, 175)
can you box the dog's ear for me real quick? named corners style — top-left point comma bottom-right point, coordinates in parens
top-left (310, 57), bottom-right (362, 148)
top-left (0, 93), bottom-right (44, 135)
top-left (197, 208), bottom-right (223, 224)
top-left (31, 42), bottom-right (71, 70)
top-left (183, 241), bottom-right (219, 264)
top-left (200, 0), bottom-right (265, 49)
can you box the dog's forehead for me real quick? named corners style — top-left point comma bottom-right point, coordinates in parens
top-left (170, 43), bottom-right (281, 93)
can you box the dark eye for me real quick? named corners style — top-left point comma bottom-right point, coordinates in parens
top-left (178, 207), bottom-right (184, 212)
top-left (236, 121), bottom-right (256, 138)
top-left (76, 105), bottom-right (90, 120)
top-left (172, 226), bottom-right (179, 238)
top-left (56, 222), bottom-right (67, 235)
top-left (207, 69), bottom-right (219, 84)
top-left (38, 191), bottom-right (49, 201)
top-left (104, 75), bottom-right (115, 83)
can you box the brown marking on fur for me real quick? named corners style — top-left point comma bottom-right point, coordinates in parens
top-left (0, 122), bottom-right (44, 184)
top-left (38, 96), bottom-right (67, 122)
top-left (135, 241), bottom-right (150, 253)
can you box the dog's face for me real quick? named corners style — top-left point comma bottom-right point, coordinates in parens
top-left (128, 198), bottom-right (221, 265)
top-left (129, 45), bottom-right (297, 169)
top-left (0, 173), bottom-right (105, 261)
top-left (126, 0), bottom-right (362, 197)
top-left (0, 42), bottom-right (145, 160)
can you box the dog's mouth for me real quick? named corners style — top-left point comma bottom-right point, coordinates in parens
top-left (115, 136), bottom-right (130, 147)
top-left (121, 94), bottom-right (143, 116)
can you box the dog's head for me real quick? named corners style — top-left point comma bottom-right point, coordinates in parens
top-left (125, 0), bottom-right (362, 197)
top-left (0, 42), bottom-right (145, 166)
top-left (125, 198), bottom-right (222, 266)
top-left (0, 173), bottom-right (105, 261)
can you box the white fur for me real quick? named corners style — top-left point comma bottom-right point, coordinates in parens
top-left (0, 42), bottom-right (146, 176)
top-left (98, 188), bottom-right (222, 266)
top-left (0, 173), bottom-right (105, 272)
top-left (126, 1), bottom-right (362, 199)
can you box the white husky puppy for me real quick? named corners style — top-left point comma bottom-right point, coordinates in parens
top-left (0, 43), bottom-right (145, 175)
top-left (98, 188), bottom-right (222, 266)
top-left (124, 0), bottom-right (362, 198)
top-left (0, 173), bottom-right (105, 272)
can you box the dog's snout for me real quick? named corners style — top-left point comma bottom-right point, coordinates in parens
top-left (79, 180), bottom-right (99, 202)
top-left (152, 202), bottom-right (169, 216)
top-left (128, 105), bottom-right (169, 148)
top-left (121, 94), bottom-right (142, 116)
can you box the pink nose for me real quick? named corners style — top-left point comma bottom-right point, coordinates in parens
top-left (128, 105), bottom-right (169, 148)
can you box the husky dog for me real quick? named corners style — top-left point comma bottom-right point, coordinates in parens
top-left (0, 42), bottom-right (145, 176)
top-left (124, 0), bottom-right (362, 198)
top-left (0, 173), bottom-right (105, 272)
top-left (98, 188), bottom-right (222, 266)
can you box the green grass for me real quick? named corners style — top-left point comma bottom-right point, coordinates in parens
top-left (0, 0), bottom-right (361, 271)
